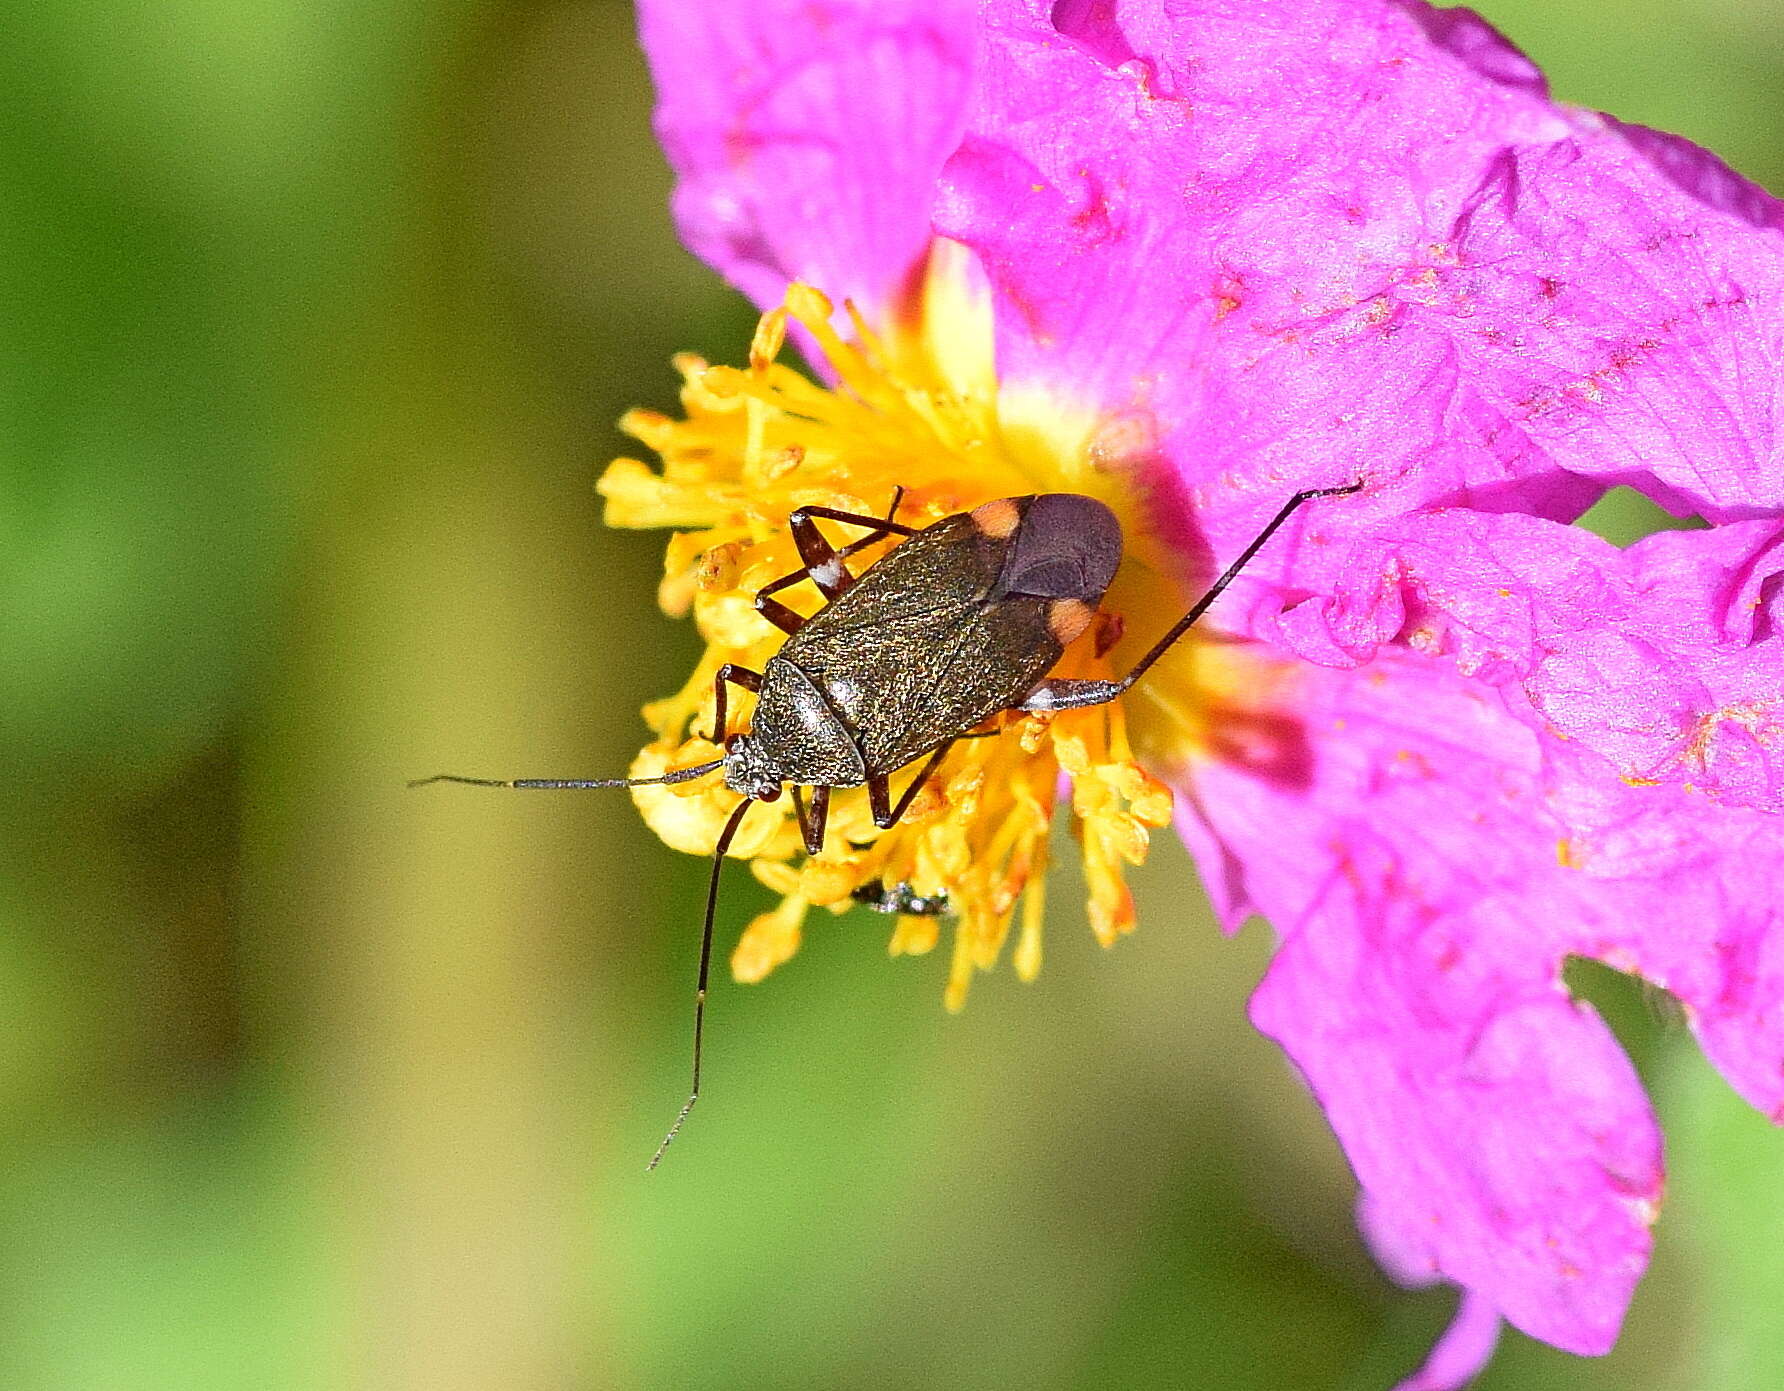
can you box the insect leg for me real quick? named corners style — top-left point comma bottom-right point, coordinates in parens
top-left (789, 783), bottom-right (832, 856)
top-left (1017, 676), bottom-right (1121, 713)
top-left (649, 795), bottom-right (756, 1172)
top-left (754, 488), bottom-right (916, 630)
top-left (753, 570), bottom-right (814, 635)
top-left (702, 663), bottom-right (762, 742)
top-left (787, 498), bottom-right (919, 601)
top-left (1020, 483), bottom-right (1363, 712)
top-left (829, 488), bottom-right (911, 563)
top-left (867, 742), bottom-right (953, 830)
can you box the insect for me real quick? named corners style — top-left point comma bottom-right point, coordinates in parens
top-left (413, 481), bottom-right (1362, 1167)
top-left (851, 879), bottom-right (953, 918)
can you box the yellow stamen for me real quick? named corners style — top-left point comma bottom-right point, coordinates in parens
top-left (889, 913), bottom-right (941, 958)
top-left (732, 893), bottom-right (809, 985)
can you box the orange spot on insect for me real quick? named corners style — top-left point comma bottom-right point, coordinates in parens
top-left (971, 497), bottom-right (1021, 539)
top-left (1048, 598), bottom-right (1094, 645)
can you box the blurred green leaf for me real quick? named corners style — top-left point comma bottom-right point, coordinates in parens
top-left (1660, 1049), bottom-right (1784, 1390)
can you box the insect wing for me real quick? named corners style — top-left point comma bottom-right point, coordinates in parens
top-left (778, 515), bottom-right (1064, 773)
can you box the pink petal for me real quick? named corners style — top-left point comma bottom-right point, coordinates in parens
top-left (1284, 509), bottom-right (1784, 812)
top-left (1191, 651), bottom-right (1663, 1353)
top-left (632, 1), bottom-right (1784, 1375)
top-left (1278, 502), bottom-right (1784, 1131)
top-left (1516, 729), bottom-right (1784, 1123)
top-left (1363, 1192), bottom-right (1505, 1391)
top-left (1550, 797), bottom-right (1784, 1110)
top-left (1423, 115), bottom-right (1784, 522)
top-left (929, 0), bottom-right (1784, 561)
top-left (637, 0), bottom-right (974, 316)
top-left (1391, 1292), bottom-right (1502, 1391)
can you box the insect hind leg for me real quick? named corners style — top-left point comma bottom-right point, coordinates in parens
top-left (867, 742), bottom-right (953, 830)
top-left (1022, 482), bottom-right (1364, 711)
top-left (1018, 677), bottom-right (1120, 713)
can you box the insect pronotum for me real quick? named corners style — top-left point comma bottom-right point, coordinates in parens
top-left (413, 482), bottom-right (1362, 1167)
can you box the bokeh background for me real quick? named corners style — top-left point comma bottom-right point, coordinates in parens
top-left (6, 2), bottom-right (1783, 1387)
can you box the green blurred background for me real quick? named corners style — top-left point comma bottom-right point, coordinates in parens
top-left (4, 2), bottom-right (1781, 1387)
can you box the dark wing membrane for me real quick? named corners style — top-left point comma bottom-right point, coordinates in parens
top-left (777, 514), bottom-right (987, 645)
top-left (779, 516), bottom-right (1064, 775)
top-left (858, 596), bottom-right (1060, 772)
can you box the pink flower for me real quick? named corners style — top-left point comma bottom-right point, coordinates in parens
top-left (629, 0), bottom-right (1784, 1382)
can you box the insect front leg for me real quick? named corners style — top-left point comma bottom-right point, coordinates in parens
top-left (867, 742), bottom-right (953, 830)
top-left (702, 663), bottom-right (763, 742)
top-left (789, 784), bottom-right (832, 856)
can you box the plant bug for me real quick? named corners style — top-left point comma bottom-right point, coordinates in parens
top-left (413, 481), bottom-right (1362, 1167)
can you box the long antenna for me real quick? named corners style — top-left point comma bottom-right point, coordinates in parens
top-left (1115, 482), bottom-right (1362, 693)
top-left (407, 759), bottom-right (723, 791)
top-left (649, 796), bottom-right (754, 1171)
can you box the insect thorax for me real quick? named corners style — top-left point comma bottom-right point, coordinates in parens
top-left (746, 657), bottom-right (868, 788)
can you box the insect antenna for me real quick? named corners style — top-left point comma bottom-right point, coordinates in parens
top-left (407, 760), bottom-right (723, 791)
top-left (648, 795), bottom-right (754, 1171)
top-left (1114, 481), bottom-right (1363, 693)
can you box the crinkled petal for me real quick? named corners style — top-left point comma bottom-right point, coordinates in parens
top-left (1283, 509), bottom-right (1784, 811)
top-left (638, 0), bottom-right (974, 317)
top-left (930, 0), bottom-right (1784, 568)
top-left (1417, 115), bottom-right (1784, 522)
top-left (1190, 651), bottom-right (1662, 1353)
top-left (1282, 502), bottom-right (1784, 1128)
top-left (1529, 733), bottom-right (1784, 1124)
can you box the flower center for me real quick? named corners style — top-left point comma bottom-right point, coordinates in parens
top-left (598, 253), bottom-right (1230, 1009)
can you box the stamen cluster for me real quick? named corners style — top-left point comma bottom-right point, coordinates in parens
top-left (599, 288), bottom-right (1172, 1008)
